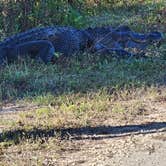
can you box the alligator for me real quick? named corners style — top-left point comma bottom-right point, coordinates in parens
top-left (0, 25), bottom-right (163, 65)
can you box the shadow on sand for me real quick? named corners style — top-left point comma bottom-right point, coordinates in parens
top-left (0, 122), bottom-right (166, 143)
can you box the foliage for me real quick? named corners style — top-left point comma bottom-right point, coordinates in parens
top-left (0, 0), bottom-right (165, 38)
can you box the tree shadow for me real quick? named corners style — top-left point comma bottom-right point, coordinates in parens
top-left (0, 122), bottom-right (166, 144)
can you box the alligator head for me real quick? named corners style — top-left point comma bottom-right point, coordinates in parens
top-left (90, 25), bottom-right (163, 56)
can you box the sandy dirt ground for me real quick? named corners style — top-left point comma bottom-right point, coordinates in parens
top-left (55, 102), bottom-right (166, 166)
top-left (0, 101), bottom-right (166, 166)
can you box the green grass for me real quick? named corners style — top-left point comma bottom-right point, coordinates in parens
top-left (0, 55), bottom-right (166, 101)
top-left (0, 0), bottom-right (165, 102)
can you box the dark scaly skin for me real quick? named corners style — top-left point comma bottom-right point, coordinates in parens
top-left (0, 26), bottom-right (90, 65)
top-left (84, 25), bottom-right (163, 56)
top-left (0, 25), bottom-right (163, 65)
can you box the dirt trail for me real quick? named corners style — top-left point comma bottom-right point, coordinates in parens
top-left (56, 132), bottom-right (166, 166)
top-left (56, 102), bottom-right (166, 166)
top-left (0, 102), bottom-right (166, 166)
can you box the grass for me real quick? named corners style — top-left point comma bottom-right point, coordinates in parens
top-left (0, 54), bottom-right (166, 144)
top-left (0, 55), bottom-right (166, 101)
top-left (0, 0), bottom-right (166, 165)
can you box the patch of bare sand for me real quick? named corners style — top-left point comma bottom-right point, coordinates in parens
top-left (0, 101), bottom-right (165, 166)
top-left (55, 102), bottom-right (166, 166)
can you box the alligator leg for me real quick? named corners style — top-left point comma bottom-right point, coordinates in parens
top-left (7, 40), bottom-right (55, 63)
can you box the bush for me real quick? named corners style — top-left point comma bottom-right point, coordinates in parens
top-left (0, 0), bottom-right (141, 37)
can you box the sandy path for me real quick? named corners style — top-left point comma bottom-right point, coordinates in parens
top-left (0, 102), bottom-right (165, 166)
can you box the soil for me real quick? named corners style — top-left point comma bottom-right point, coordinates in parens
top-left (0, 101), bottom-right (166, 166)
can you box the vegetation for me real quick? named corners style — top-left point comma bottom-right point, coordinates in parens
top-left (0, 0), bottom-right (166, 165)
top-left (0, 0), bottom-right (165, 36)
